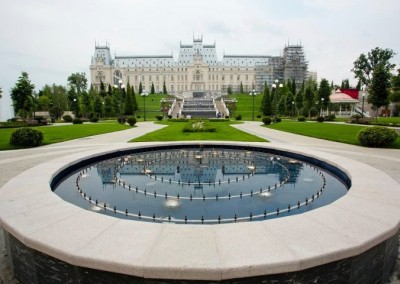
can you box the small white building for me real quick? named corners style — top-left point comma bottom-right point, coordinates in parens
top-left (328, 90), bottom-right (360, 117)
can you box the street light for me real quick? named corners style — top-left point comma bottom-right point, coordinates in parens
top-left (320, 98), bottom-right (325, 116)
top-left (114, 79), bottom-right (125, 118)
top-left (292, 101), bottom-right (295, 117)
top-left (141, 90), bottom-right (149, 121)
top-left (249, 89), bottom-right (257, 121)
top-left (272, 79), bottom-right (283, 117)
top-left (73, 98), bottom-right (77, 117)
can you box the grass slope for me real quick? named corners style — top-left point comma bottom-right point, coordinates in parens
top-left (131, 120), bottom-right (267, 142)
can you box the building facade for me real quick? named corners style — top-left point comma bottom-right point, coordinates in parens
top-left (90, 37), bottom-right (308, 95)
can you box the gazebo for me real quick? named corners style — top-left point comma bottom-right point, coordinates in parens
top-left (328, 89), bottom-right (359, 117)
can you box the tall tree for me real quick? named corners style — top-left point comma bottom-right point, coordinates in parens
top-left (93, 95), bottom-right (104, 117)
top-left (368, 64), bottom-right (391, 115)
top-left (151, 82), bottom-right (155, 94)
top-left (0, 87), bottom-right (2, 99)
top-left (318, 78), bottom-right (331, 110)
top-left (240, 82), bottom-right (244, 94)
top-left (125, 82), bottom-right (134, 115)
top-left (99, 80), bottom-right (107, 97)
top-left (162, 81), bottom-right (167, 95)
top-left (131, 85), bottom-right (137, 111)
top-left (139, 82), bottom-right (143, 95)
top-left (261, 82), bottom-right (272, 116)
top-left (303, 79), bottom-right (317, 118)
top-left (352, 47), bottom-right (396, 87)
top-left (11, 71), bottom-right (35, 119)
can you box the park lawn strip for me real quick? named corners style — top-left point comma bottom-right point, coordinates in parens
top-left (130, 120), bottom-right (267, 142)
top-left (266, 121), bottom-right (400, 148)
top-left (0, 122), bottom-right (132, 150)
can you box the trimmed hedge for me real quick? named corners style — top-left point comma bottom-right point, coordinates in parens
top-left (316, 116), bottom-right (324, 122)
top-left (357, 126), bottom-right (398, 147)
top-left (127, 116), bottom-right (137, 126)
top-left (155, 115), bottom-right (163, 121)
top-left (262, 116), bottom-right (272, 125)
top-left (10, 127), bottom-right (43, 147)
top-left (63, 115), bottom-right (73, 122)
top-left (297, 116), bottom-right (306, 122)
top-left (73, 118), bottom-right (83, 124)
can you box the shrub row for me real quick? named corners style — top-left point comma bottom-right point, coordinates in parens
top-left (358, 127), bottom-right (398, 147)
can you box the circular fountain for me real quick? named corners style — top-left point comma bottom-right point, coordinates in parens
top-left (0, 141), bottom-right (399, 283)
top-left (53, 146), bottom-right (348, 224)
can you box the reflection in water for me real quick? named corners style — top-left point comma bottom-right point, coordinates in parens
top-left (54, 147), bottom-right (348, 224)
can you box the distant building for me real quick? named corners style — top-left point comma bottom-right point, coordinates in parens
top-left (90, 36), bottom-right (308, 94)
top-left (307, 71), bottom-right (318, 82)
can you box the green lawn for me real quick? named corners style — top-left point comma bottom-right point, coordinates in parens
top-left (228, 94), bottom-right (264, 120)
top-left (130, 120), bottom-right (267, 142)
top-left (136, 94), bottom-right (172, 121)
top-left (0, 121), bottom-right (132, 150)
top-left (266, 120), bottom-right (400, 148)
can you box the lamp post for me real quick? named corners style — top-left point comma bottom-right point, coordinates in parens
top-left (141, 90), bottom-right (149, 121)
top-left (114, 79), bottom-right (125, 118)
top-left (292, 101), bottom-right (295, 117)
top-left (249, 89), bottom-right (257, 121)
top-left (272, 79), bottom-right (283, 117)
top-left (320, 98), bottom-right (325, 116)
top-left (73, 98), bottom-right (77, 117)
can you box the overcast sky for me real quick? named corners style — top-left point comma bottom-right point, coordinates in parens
top-left (1, 0), bottom-right (399, 118)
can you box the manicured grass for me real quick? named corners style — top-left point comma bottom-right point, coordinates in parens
top-left (0, 121), bottom-right (132, 150)
top-left (130, 120), bottom-right (267, 142)
top-left (228, 94), bottom-right (263, 120)
top-left (136, 94), bottom-right (171, 121)
top-left (374, 117), bottom-right (400, 124)
top-left (266, 120), bottom-right (400, 148)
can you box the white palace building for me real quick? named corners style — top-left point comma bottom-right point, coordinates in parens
top-left (90, 36), bottom-right (308, 95)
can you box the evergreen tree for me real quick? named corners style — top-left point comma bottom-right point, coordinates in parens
top-left (107, 84), bottom-right (112, 96)
top-left (139, 82), bottom-right (143, 94)
top-left (318, 78), bottom-right (331, 112)
top-left (356, 80), bottom-right (362, 91)
top-left (261, 82), bottom-right (272, 116)
top-left (151, 82), bottom-right (155, 94)
top-left (93, 95), bottom-right (104, 117)
top-left (163, 81), bottom-right (167, 94)
top-left (240, 82), bottom-right (244, 94)
top-left (131, 85), bottom-right (138, 111)
top-left (125, 83), bottom-right (134, 115)
top-left (227, 85), bottom-right (232, 95)
top-left (303, 80), bottom-right (316, 118)
top-left (10, 71), bottom-right (35, 119)
top-left (104, 95), bottom-right (113, 117)
top-left (291, 79), bottom-right (296, 97)
top-left (99, 80), bottom-right (107, 97)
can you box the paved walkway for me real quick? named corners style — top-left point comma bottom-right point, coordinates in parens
top-left (0, 121), bottom-right (399, 283)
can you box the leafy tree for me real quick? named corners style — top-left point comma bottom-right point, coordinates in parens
top-left (67, 72), bottom-right (88, 94)
top-left (303, 79), bottom-right (317, 118)
top-left (341, 79), bottom-right (350, 89)
top-left (261, 82), bottom-right (272, 116)
top-left (49, 106), bottom-right (64, 120)
top-left (37, 95), bottom-right (52, 111)
top-left (81, 89), bottom-right (93, 118)
top-left (11, 71), bottom-right (35, 120)
top-left (151, 82), bottom-right (155, 94)
top-left (368, 64), bottom-right (391, 115)
top-left (318, 79), bottom-right (331, 109)
top-left (352, 47), bottom-right (396, 87)
top-left (67, 86), bottom-right (77, 108)
top-left (356, 80), bottom-right (362, 91)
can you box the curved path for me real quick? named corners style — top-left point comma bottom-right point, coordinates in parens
top-left (0, 121), bottom-right (399, 283)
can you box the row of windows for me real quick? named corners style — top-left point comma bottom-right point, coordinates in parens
top-left (125, 74), bottom-right (254, 83)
